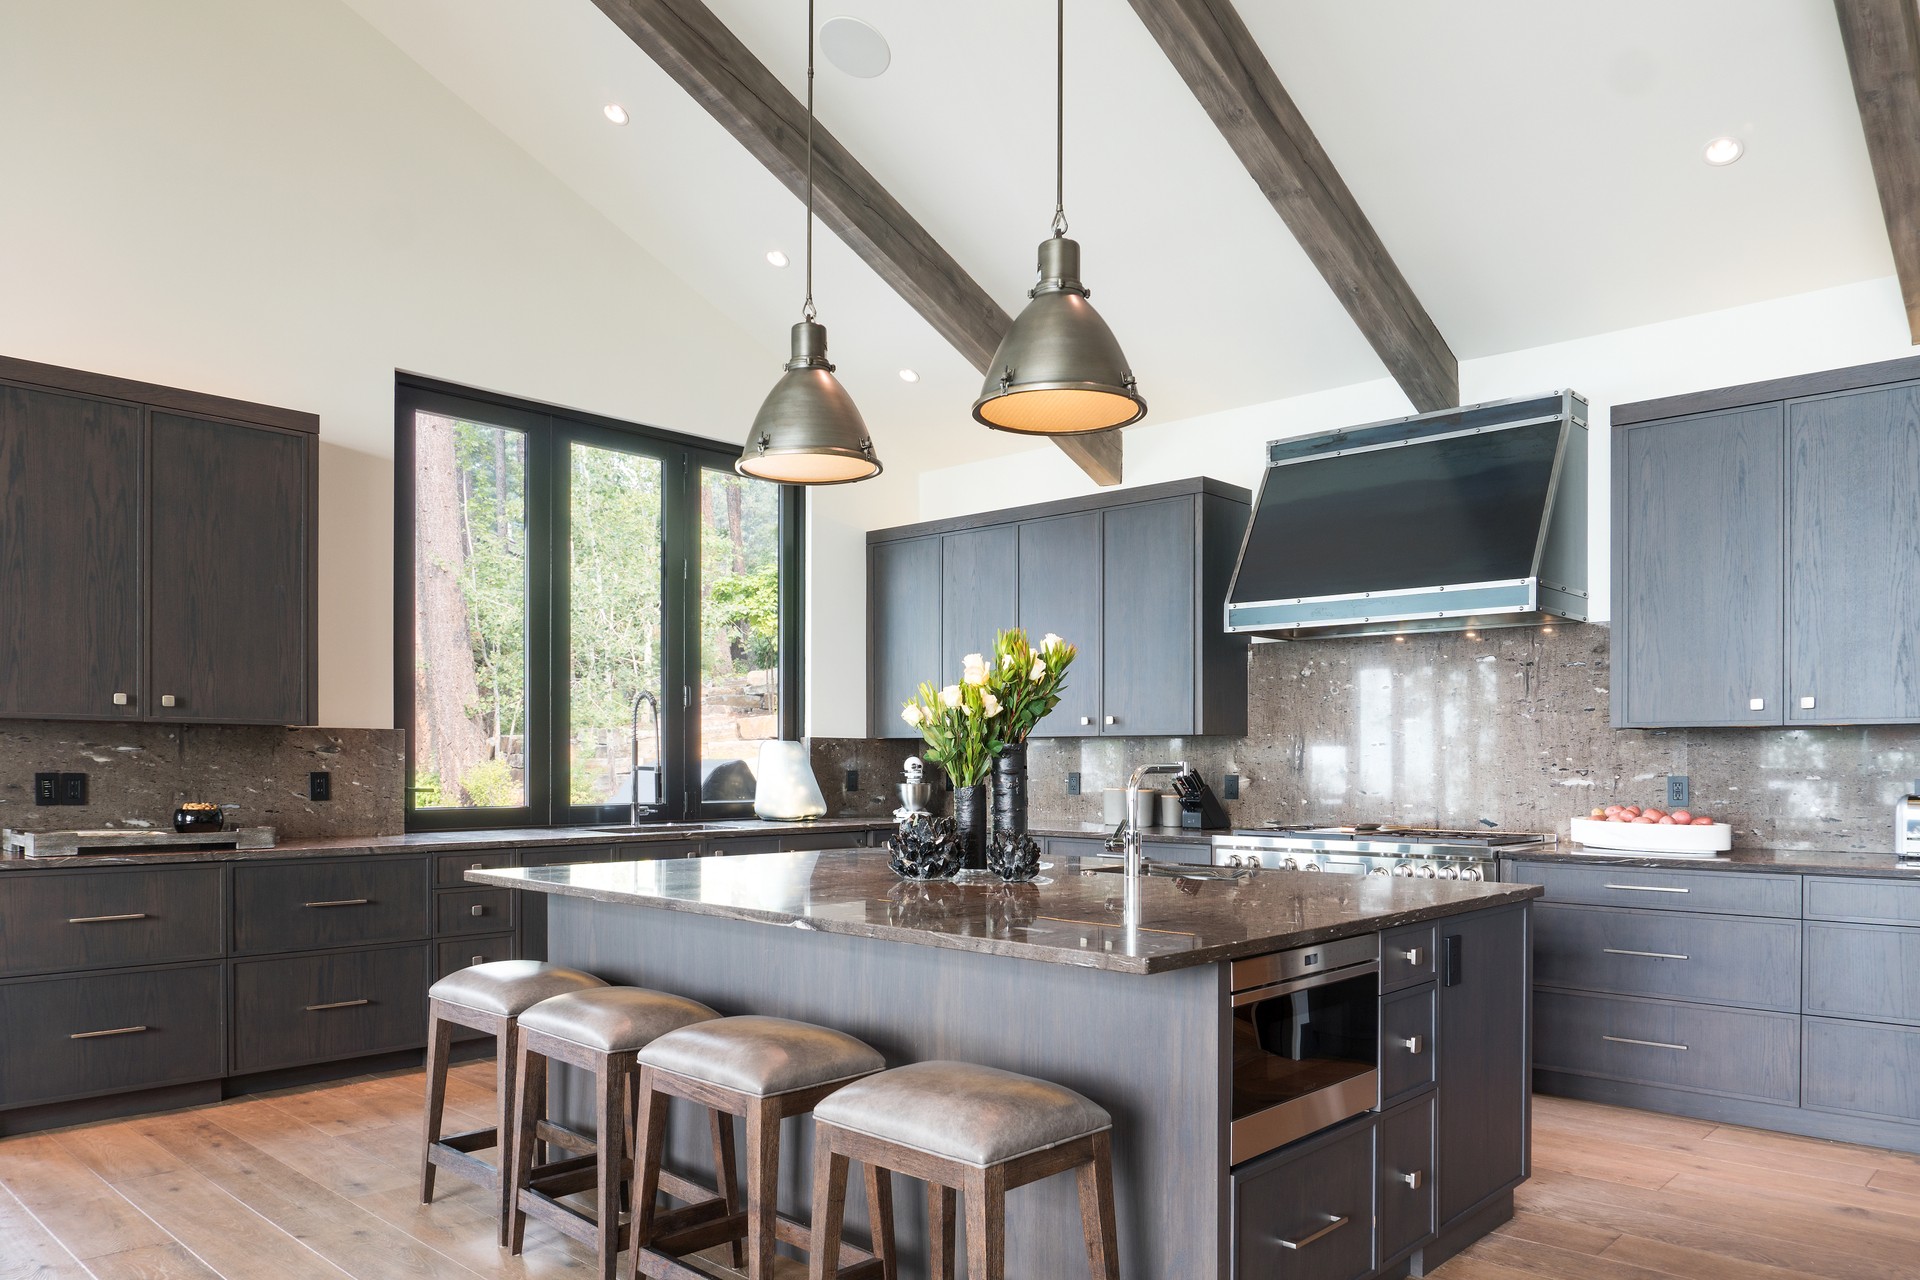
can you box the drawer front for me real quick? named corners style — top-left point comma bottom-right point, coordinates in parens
top-left (434, 887), bottom-right (515, 936)
top-left (434, 851), bottom-right (516, 887)
top-left (1534, 989), bottom-right (1799, 1104)
top-left (0, 964), bottom-right (224, 1107)
top-left (1507, 861), bottom-right (1800, 917)
top-left (1234, 1120), bottom-right (1374, 1280)
top-left (435, 934), bottom-right (516, 981)
top-left (778, 831), bottom-right (868, 853)
top-left (1145, 840), bottom-right (1209, 865)
top-left (1380, 923), bottom-right (1436, 993)
top-left (1376, 1094), bottom-right (1435, 1264)
top-left (1804, 1016), bottom-right (1920, 1123)
top-left (1804, 876), bottom-right (1920, 926)
top-left (703, 835), bottom-right (783, 856)
top-left (1046, 837), bottom-right (1109, 862)
top-left (1805, 922), bottom-right (1920, 1024)
top-left (1534, 903), bottom-right (1800, 1011)
top-left (232, 858), bottom-right (428, 955)
top-left (1380, 985), bottom-right (1435, 1102)
top-left (0, 867), bottom-right (224, 977)
top-left (232, 944), bottom-right (429, 1074)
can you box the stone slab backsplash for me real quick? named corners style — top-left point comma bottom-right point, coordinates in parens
top-left (814, 624), bottom-right (1920, 853)
top-left (0, 721), bottom-right (405, 839)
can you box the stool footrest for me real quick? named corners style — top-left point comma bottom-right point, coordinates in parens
top-left (427, 1142), bottom-right (500, 1191)
top-left (432, 1127), bottom-right (496, 1155)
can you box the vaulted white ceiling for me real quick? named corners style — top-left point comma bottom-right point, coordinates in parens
top-left (342, 0), bottom-right (1893, 466)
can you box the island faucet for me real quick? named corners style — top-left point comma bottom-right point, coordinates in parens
top-left (1123, 761), bottom-right (1189, 879)
top-left (630, 689), bottom-right (663, 826)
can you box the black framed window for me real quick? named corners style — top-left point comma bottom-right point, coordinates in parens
top-left (395, 376), bottom-right (802, 831)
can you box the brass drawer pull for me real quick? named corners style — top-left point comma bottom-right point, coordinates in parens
top-left (1603, 1034), bottom-right (1688, 1051)
top-left (306, 999), bottom-right (370, 1012)
top-left (67, 912), bottom-right (149, 924)
top-left (1276, 1215), bottom-right (1349, 1250)
top-left (70, 1025), bottom-right (149, 1040)
top-left (1603, 947), bottom-right (1689, 961)
top-left (1603, 883), bottom-right (1689, 893)
top-left (303, 898), bottom-right (370, 908)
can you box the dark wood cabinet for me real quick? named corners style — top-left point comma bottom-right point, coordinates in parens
top-left (0, 356), bottom-right (317, 726)
top-left (1231, 1118), bottom-right (1375, 1280)
top-left (1016, 513), bottom-right (1103, 734)
top-left (1101, 497), bottom-right (1198, 735)
top-left (0, 964), bottom-right (225, 1108)
top-left (0, 867), bottom-right (224, 977)
top-left (867, 535), bottom-right (943, 735)
top-left (939, 525), bottom-right (1018, 678)
top-left (231, 943), bottom-right (430, 1075)
top-left (1434, 904), bottom-right (1529, 1230)
top-left (1375, 1094), bottom-right (1436, 1267)
top-left (231, 858), bottom-right (429, 955)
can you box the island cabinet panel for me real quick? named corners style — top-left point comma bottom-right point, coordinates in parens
top-left (1534, 989), bottom-right (1800, 1104)
top-left (231, 943), bottom-right (429, 1075)
top-left (231, 858), bottom-right (429, 955)
top-left (1532, 903), bottom-right (1800, 1012)
top-left (0, 383), bottom-right (144, 720)
top-left (938, 524), bottom-right (1017, 678)
top-left (866, 534), bottom-right (942, 737)
top-left (1101, 496), bottom-right (1198, 735)
top-left (1785, 384), bottom-right (1920, 724)
top-left (1804, 1017), bottom-right (1920, 1124)
top-left (0, 866), bottom-right (223, 977)
top-left (0, 963), bottom-right (224, 1107)
top-left (1231, 1118), bottom-right (1375, 1280)
top-left (1376, 1094), bottom-right (1436, 1266)
top-left (1016, 511), bottom-right (1103, 734)
top-left (1805, 922), bottom-right (1920, 1023)
top-left (1434, 904), bottom-right (1530, 1230)
top-left (1506, 860), bottom-right (1801, 917)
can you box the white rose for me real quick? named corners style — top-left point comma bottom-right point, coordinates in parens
top-left (1042, 633), bottom-right (1064, 652)
top-left (961, 653), bottom-right (988, 685)
top-left (900, 703), bottom-right (923, 727)
top-left (979, 690), bottom-right (1001, 717)
top-left (1029, 656), bottom-right (1046, 681)
top-left (939, 684), bottom-right (962, 709)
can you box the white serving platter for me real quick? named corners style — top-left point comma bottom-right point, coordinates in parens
top-left (1570, 816), bottom-right (1732, 855)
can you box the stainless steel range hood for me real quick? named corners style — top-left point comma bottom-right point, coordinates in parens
top-left (1225, 391), bottom-right (1589, 639)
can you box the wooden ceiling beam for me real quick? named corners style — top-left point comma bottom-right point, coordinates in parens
top-left (590, 0), bottom-right (1121, 485)
top-left (1127, 0), bottom-right (1458, 412)
top-left (1834, 0), bottom-right (1920, 344)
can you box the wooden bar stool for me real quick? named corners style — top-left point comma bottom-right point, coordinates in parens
top-left (505, 987), bottom-right (730, 1280)
top-left (420, 960), bottom-right (608, 1243)
top-left (807, 1061), bottom-right (1119, 1280)
top-left (626, 1015), bottom-right (894, 1280)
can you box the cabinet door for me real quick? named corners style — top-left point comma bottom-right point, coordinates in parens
top-left (1614, 406), bottom-right (1783, 726)
top-left (1101, 497), bottom-right (1196, 735)
top-left (1786, 384), bottom-right (1920, 722)
top-left (1435, 905), bottom-right (1530, 1229)
top-left (868, 535), bottom-right (942, 737)
top-left (149, 412), bottom-right (312, 724)
top-left (1017, 512), bottom-right (1102, 735)
top-left (0, 384), bottom-right (144, 719)
top-left (940, 525), bottom-right (1017, 677)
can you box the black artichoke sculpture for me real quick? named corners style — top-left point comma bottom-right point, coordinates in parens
top-left (984, 829), bottom-right (1043, 883)
top-left (887, 813), bottom-right (963, 880)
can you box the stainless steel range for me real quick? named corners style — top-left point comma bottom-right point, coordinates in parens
top-left (1211, 825), bottom-right (1553, 881)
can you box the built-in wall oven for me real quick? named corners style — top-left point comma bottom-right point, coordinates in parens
top-left (1229, 932), bottom-right (1379, 1165)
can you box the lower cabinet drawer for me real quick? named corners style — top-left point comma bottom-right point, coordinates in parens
top-left (1380, 985), bottom-right (1435, 1102)
top-left (1534, 903), bottom-right (1800, 1011)
top-left (1804, 1016), bottom-right (1920, 1124)
top-left (1805, 923), bottom-right (1920, 1024)
top-left (0, 964), bottom-right (224, 1108)
top-left (1804, 876), bottom-right (1920, 926)
top-left (434, 850), bottom-right (516, 887)
top-left (0, 866), bottom-right (224, 977)
top-left (1534, 990), bottom-right (1799, 1104)
top-left (1376, 1094), bottom-right (1435, 1264)
top-left (1233, 1119), bottom-right (1374, 1280)
top-left (232, 944), bottom-right (429, 1074)
top-left (434, 888), bottom-right (515, 936)
top-left (435, 935), bottom-right (517, 981)
top-left (1380, 923), bottom-right (1436, 993)
top-left (1507, 861), bottom-right (1800, 918)
top-left (232, 858), bottom-right (428, 955)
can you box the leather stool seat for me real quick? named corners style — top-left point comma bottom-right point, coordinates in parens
top-left (814, 1060), bottom-right (1111, 1166)
top-left (427, 960), bottom-right (605, 1017)
top-left (517, 986), bottom-right (718, 1051)
top-left (638, 1015), bottom-right (885, 1098)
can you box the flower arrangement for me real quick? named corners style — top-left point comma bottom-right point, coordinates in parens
top-left (899, 656), bottom-right (1003, 787)
top-left (984, 630), bottom-right (1076, 744)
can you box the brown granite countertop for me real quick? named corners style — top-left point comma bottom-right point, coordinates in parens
top-left (1506, 845), bottom-right (1920, 879)
top-left (468, 847), bottom-right (1541, 975)
top-left (0, 817), bottom-right (892, 870)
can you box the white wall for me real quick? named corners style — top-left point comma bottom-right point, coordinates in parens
top-left (0, 0), bottom-right (773, 729)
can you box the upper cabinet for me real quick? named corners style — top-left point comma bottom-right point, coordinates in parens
top-left (1612, 357), bottom-right (1920, 728)
top-left (867, 478), bottom-right (1251, 739)
top-left (0, 357), bottom-right (317, 726)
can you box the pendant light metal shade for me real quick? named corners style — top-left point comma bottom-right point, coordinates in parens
top-left (971, 234), bottom-right (1145, 434)
top-left (738, 320), bottom-right (880, 485)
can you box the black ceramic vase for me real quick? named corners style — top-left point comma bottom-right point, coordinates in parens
top-left (991, 741), bottom-right (1028, 837)
top-left (953, 783), bottom-right (988, 871)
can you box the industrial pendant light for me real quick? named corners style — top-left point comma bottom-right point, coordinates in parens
top-left (738, 0), bottom-right (881, 485)
top-left (971, 0), bottom-right (1144, 435)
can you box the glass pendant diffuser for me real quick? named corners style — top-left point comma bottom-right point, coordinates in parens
top-left (972, 0), bottom-right (1144, 436)
top-left (738, 0), bottom-right (881, 485)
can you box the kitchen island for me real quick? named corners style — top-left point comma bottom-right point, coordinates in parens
top-left (474, 848), bottom-right (1541, 1279)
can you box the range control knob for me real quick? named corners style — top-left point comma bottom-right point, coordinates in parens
top-left (1440, 866), bottom-right (1460, 880)
top-left (1368, 866), bottom-right (1390, 877)
top-left (1302, 862), bottom-right (1321, 872)
top-left (1461, 865), bottom-right (1485, 882)
top-left (1416, 865), bottom-right (1438, 879)
top-left (1392, 863), bottom-right (1415, 878)
top-left (1279, 857), bottom-right (1299, 870)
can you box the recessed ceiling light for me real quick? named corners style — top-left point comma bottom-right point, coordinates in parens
top-left (820, 16), bottom-right (891, 78)
top-left (603, 103), bottom-right (630, 125)
top-left (765, 250), bottom-right (790, 268)
top-left (898, 369), bottom-right (919, 383)
top-left (1703, 136), bottom-right (1743, 166)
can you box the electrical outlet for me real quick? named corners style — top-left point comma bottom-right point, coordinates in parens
top-left (59, 773), bottom-right (87, 806)
top-left (34, 772), bottom-right (59, 806)
top-left (1666, 774), bottom-right (1690, 808)
top-left (1066, 772), bottom-right (1081, 796)
top-left (1224, 773), bottom-right (1241, 800)
top-left (309, 771), bottom-right (331, 802)
top-left (844, 767), bottom-right (859, 793)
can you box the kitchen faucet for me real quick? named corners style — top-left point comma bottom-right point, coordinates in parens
top-left (630, 689), bottom-right (663, 826)
top-left (1123, 761), bottom-right (1189, 880)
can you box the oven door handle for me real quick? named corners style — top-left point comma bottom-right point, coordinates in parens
top-left (1230, 960), bottom-right (1380, 1008)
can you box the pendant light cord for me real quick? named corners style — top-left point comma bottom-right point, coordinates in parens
top-left (802, 0), bottom-right (817, 322)
top-left (1051, 0), bottom-right (1067, 238)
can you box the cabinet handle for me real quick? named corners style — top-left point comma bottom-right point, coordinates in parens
top-left (1603, 883), bottom-right (1688, 894)
top-left (1799, 695), bottom-right (1816, 710)
top-left (1603, 1034), bottom-right (1687, 1051)
top-left (112, 692), bottom-right (129, 706)
top-left (67, 912), bottom-right (148, 924)
top-left (1604, 947), bottom-right (1689, 961)
top-left (1402, 1170), bottom-right (1424, 1190)
top-left (1749, 697), bottom-right (1765, 711)
top-left (70, 1025), bottom-right (149, 1040)
top-left (1104, 715), bottom-right (1116, 725)
top-left (306, 999), bottom-right (370, 1012)
top-left (471, 955), bottom-right (486, 966)
top-left (1080, 716), bottom-right (1092, 726)
top-left (160, 694), bottom-right (178, 708)
top-left (470, 904), bottom-right (486, 917)
top-left (470, 862), bottom-right (486, 870)
top-left (1400, 946), bottom-right (1424, 965)
top-left (1399, 1034), bottom-right (1424, 1054)
top-left (304, 898), bottom-right (371, 908)
top-left (1276, 1215), bottom-right (1348, 1251)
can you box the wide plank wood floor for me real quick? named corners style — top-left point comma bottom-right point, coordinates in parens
top-left (5, 1070), bottom-right (1920, 1278)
